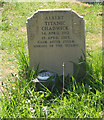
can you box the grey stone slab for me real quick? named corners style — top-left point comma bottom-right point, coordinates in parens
top-left (27, 9), bottom-right (85, 76)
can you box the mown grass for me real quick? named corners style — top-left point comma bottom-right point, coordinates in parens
top-left (0, 2), bottom-right (103, 118)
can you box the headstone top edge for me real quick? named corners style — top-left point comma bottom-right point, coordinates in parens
top-left (72, 9), bottom-right (83, 19)
top-left (37, 8), bottom-right (72, 12)
top-left (27, 8), bottom-right (83, 22)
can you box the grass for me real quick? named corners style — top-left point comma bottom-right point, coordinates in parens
top-left (0, 1), bottom-right (103, 118)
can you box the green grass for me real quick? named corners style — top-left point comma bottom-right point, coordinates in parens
top-left (0, 2), bottom-right (103, 118)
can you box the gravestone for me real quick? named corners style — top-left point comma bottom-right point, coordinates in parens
top-left (26, 9), bottom-right (85, 76)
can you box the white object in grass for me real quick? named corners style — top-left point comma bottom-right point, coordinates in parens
top-left (37, 72), bottom-right (54, 81)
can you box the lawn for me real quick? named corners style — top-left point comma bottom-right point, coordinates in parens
top-left (0, 1), bottom-right (103, 118)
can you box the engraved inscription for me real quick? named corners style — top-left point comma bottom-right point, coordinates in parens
top-left (33, 15), bottom-right (78, 48)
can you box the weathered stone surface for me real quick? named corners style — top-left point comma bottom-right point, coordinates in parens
top-left (27, 9), bottom-right (85, 75)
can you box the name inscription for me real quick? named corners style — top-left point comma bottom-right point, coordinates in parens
top-left (34, 15), bottom-right (78, 48)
